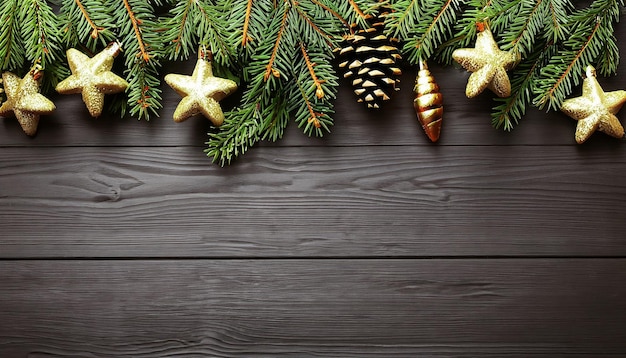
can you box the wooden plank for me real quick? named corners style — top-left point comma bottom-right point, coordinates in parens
top-left (2, 146), bottom-right (625, 258)
top-left (0, 259), bottom-right (625, 357)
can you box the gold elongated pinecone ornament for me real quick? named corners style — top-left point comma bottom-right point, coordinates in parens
top-left (334, 9), bottom-right (402, 109)
top-left (414, 60), bottom-right (443, 142)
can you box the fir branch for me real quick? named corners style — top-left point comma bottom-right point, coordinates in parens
top-left (19, 0), bottom-right (59, 62)
top-left (333, 0), bottom-right (372, 30)
top-left (242, 0), bottom-right (254, 47)
top-left (491, 43), bottom-right (555, 130)
top-left (18, 0), bottom-right (67, 88)
top-left (59, 0), bottom-right (116, 50)
top-left (115, 0), bottom-right (163, 120)
top-left (284, 1), bottom-right (338, 137)
top-left (310, 0), bottom-right (350, 32)
top-left (498, 0), bottom-right (547, 57)
top-left (436, 0), bottom-right (494, 63)
top-left (293, 1), bottom-right (336, 48)
top-left (384, 0), bottom-right (421, 40)
top-left (161, 0), bottom-right (235, 67)
top-left (261, 89), bottom-right (291, 141)
top-left (534, 0), bottom-right (622, 111)
top-left (194, 1), bottom-right (236, 67)
top-left (123, 0), bottom-right (151, 62)
top-left (300, 42), bottom-right (326, 100)
top-left (264, 3), bottom-right (290, 81)
top-left (543, 0), bottom-right (572, 43)
top-left (206, 1), bottom-right (284, 165)
top-left (290, 42), bottom-right (336, 136)
top-left (488, 0), bottom-right (573, 129)
top-left (348, 0), bottom-right (368, 19)
top-left (75, 0), bottom-right (102, 37)
top-left (487, 0), bottom-right (527, 35)
top-left (206, 106), bottom-right (264, 165)
top-left (291, 71), bottom-right (332, 135)
top-left (0, 0), bottom-right (25, 71)
top-left (206, 0), bottom-right (342, 164)
top-left (162, 0), bottom-right (195, 57)
top-left (402, 0), bottom-right (460, 64)
top-left (222, 0), bottom-right (275, 58)
top-left (596, 31), bottom-right (620, 76)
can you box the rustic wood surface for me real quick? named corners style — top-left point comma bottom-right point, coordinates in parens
top-left (1, 16), bottom-right (626, 357)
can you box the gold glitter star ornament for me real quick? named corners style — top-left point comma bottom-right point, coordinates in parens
top-left (55, 42), bottom-right (129, 117)
top-left (452, 24), bottom-right (519, 98)
top-left (560, 65), bottom-right (626, 144)
top-left (0, 64), bottom-right (56, 136)
top-left (165, 50), bottom-right (238, 126)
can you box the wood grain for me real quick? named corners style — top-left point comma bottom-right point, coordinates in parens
top-left (1, 259), bottom-right (625, 357)
top-left (1, 145), bottom-right (625, 258)
top-left (1, 6), bottom-right (625, 357)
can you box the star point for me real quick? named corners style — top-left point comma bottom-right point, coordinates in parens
top-left (165, 55), bottom-right (238, 126)
top-left (452, 28), bottom-right (518, 98)
top-left (56, 42), bottom-right (129, 117)
top-left (561, 65), bottom-right (626, 144)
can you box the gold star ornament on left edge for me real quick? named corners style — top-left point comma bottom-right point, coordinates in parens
top-left (561, 65), bottom-right (626, 144)
top-left (55, 42), bottom-right (129, 117)
top-left (165, 51), bottom-right (238, 126)
top-left (0, 64), bottom-right (56, 136)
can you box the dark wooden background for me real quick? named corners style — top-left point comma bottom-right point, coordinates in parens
top-left (2, 16), bottom-right (626, 357)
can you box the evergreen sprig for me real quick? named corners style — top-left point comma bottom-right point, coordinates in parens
top-left (160, 0), bottom-right (235, 67)
top-left (384, 0), bottom-right (423, 40)
top-left (0, 0), bottom-right (66, 91)
top-left (20, 0), bottom-right (66, 85)
top-left (206, 0), bottom-right (343, 165)
top-left (59, 0), bottom-right (117, 51)
top-left (488, 0), bottom-right (571, 129)
top-left (399, 0), bottom-right (461, 64)
top-left (114, 0), bottom-right (163, 120)
top-left (0, 0), bottom-right (26, 72)
top-left (334, 0), bottom-right (376, 29)
top-left (0, 0), bottom-right (624, 163)
top-left (534, 0), bottom-right (624, 111)
top-left (491, 43), bottom-right (557, 130)
top-left (435, 0), bottom-right (493, 64)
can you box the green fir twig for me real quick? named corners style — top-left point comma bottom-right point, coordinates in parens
top-left (534, 0), bottom-right (623, 111)
top-left (0, 0), bottom-right (67, 91)
top-left (115, 0), bottom-right (163, 120)
top-left (206, 0), bottom-right (343, 165)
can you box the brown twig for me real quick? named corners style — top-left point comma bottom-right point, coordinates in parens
top-left (122, 0), bottom-right (150, 62)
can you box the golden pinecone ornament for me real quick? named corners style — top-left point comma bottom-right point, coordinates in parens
top-left (414, 60), bottom-right (443, 142)
top-left (165, 49), bottom-right (238, 126)
top-left (452, 23), bottom-right (518, 98)
top-left (334, 9), bottom-right (402, 109)
top-left (55, 42), bottom-right (129, 118)
top-left (0, 63), bottom-right (56, 136)
top-left (560, 65), bottom-right (626, 144)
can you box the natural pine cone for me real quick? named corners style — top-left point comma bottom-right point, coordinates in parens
top-left (334, 10), bottom-right (402, 109)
